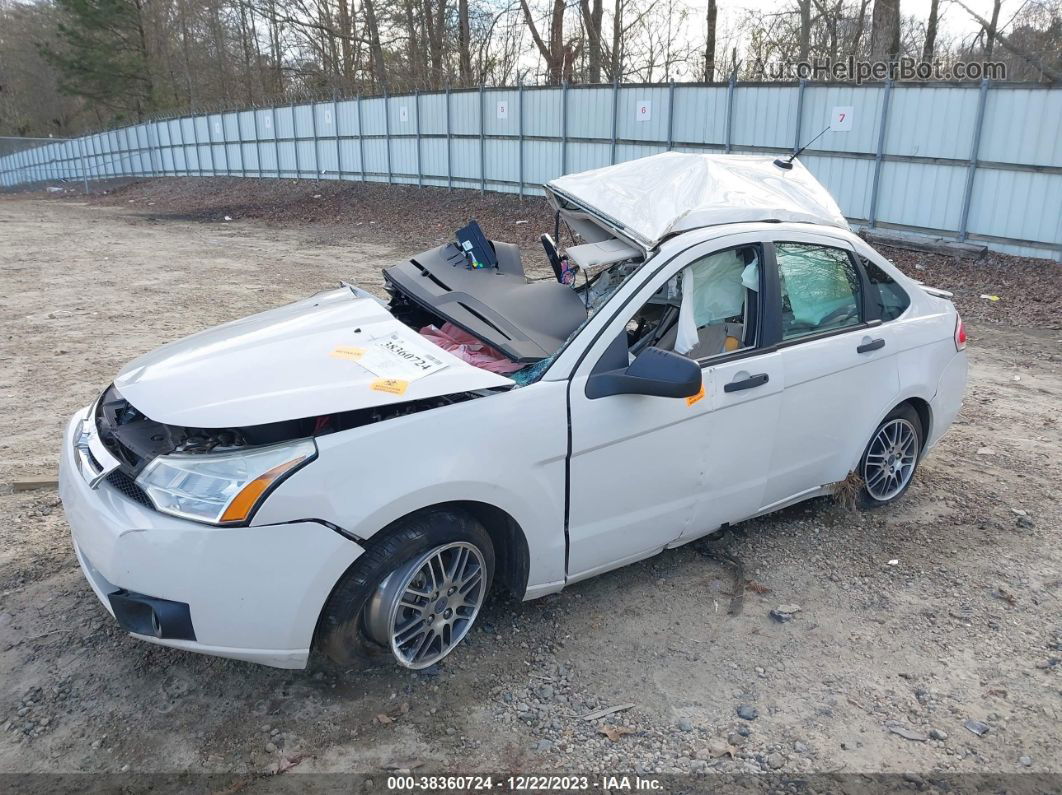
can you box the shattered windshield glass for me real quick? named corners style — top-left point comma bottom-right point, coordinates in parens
top-left (511, 256), bottom-right (648, 387)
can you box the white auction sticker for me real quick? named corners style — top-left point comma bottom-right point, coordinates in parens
top-left (358, 332), bottom-right (448, 381)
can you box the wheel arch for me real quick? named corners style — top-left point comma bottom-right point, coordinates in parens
top-left (336, 499), bottom-right (530, 603)
top-left (309, 500), bottom-right (531, 665)
top-left (902, 396), bottom-right (932, 450)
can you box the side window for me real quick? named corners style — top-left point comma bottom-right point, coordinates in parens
top-left (861, 257), bottom-right (910, 321)
top-left (626, 245), bottom-right (761, 361)
top-left (775, 242), bottom-right (861, 341)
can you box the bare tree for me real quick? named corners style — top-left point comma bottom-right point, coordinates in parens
top-left (922, 0), bottom-right (939, 60)
top-left (519, 0), bottom-right (574, 84)
top-left (458, 0), bottom-right (473, 84)
top-left (579, 0), bottom-right (605, 82)
top-left (870, 0), bottom-right (900, 61)
top-left (704, 0), bottom-right (716, 80)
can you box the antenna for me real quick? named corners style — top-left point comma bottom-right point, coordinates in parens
top-left (774, 124), bottom-right (831, 170)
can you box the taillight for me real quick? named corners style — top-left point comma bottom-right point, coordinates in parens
top-left (954, 314), bottom-right (967, 351)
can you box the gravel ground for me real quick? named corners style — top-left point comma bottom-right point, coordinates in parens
top-left (1, 188), bottom-right (1060, 783)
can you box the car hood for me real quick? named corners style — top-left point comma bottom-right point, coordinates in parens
top-left (114, 287), bottom-right (513, 427)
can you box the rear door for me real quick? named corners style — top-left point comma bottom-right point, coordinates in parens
top-left (761, 234), bottom-right (900, 510)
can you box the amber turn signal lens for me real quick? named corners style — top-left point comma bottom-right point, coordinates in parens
top-left (220, 457), bottom-right (307, 523)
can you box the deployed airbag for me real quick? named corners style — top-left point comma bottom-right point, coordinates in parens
top-left (420, 322), bottom-right (525, 374)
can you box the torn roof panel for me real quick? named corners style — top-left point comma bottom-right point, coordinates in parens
top-left (545, 152), bottom-right (849, 250)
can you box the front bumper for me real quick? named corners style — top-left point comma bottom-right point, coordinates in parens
top-left (59, 407), bottom-right (364, 668)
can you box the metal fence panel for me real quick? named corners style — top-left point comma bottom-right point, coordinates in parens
top-left (968, 168), bottom-right (1062, 242)
top-left (979, 87), bottom-right (1062, 167)
top-left (885, 85), bottom-right (981, 160)
top-left (2, 82), bottom-right (1059, 260)
top-left (732, 84), bottom-right (800, 150)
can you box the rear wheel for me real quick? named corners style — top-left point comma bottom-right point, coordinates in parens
top-left (316, 510), bottom-right (494, 669)
top-left (858, 404), bottom-right (923, 508)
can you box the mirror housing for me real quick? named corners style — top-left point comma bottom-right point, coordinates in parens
top-left (586, 347), bottom-right (702, 400)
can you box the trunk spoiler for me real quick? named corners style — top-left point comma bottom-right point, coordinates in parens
top-left (913, 282), bottom-right (954, 299)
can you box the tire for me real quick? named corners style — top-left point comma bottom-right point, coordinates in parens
top-left (315, 509), bottom-right (494, 670)
top-left (858, 403), bottom-right (924, 509)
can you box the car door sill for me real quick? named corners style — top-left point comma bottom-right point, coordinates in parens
top-left (564, 546), bottom-right (667, 586)
top-left (752, 486), bottom-right (830, 518)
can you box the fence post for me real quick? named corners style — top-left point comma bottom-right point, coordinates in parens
top-left (217, 113), bottom-right (227, 176)
top-left (271, 105), bottom-right (281, 178)
top-left (666, 80), bottom-right (675, 152)
top-left (415, 90), bottom-right (423, 188)
top-left (793, 78), bottom-right (806, 153)
top-left (725, 71), bottom-right (736, 153)
top-left (518, 80), bottom-right (525, 200)
top-left (445, 86), bottom-right (452, 191)
top-left (204, 114), bottom-right (215, 176)
top-left (958, 78), bottom-right (990, 243)
top-left (479, 85), bottom-right (487, 193)
top-left (178, 119), bottom-right (190, 176)
top-left (292, 102), bottom-right (301, 178)
top-left (561, 81), bottom-right (569, 176)
top-left (86, 134), bottom-right (96, 180)
top-left (309, 98), bottom-right (320, 179)
top-left (77, 136), bottom-right (90, 192)
top-left (610, 80), bottom-right (619, 164)
top-left (121, 126), bottom-right (132, 176)
top-left (868, 79), bottom-right (893, 228)
top-left (251, 108), bottom-right (263, 177)
top-left (333, 92), bottom-right (342, 180)
top-left (146, 121), bottom-right (159, 177)
top-left (383, 91), bottom-right (393, 184)
top-left (193, 114), bottom-right (205, 176)
top-left (356, 94), bottom-right (366, 181)
top-left (236, 111), bottom-right (248, 177)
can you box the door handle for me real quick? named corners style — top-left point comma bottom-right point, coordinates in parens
top-left (724, 373), bottom-right (769, 393)
top-left (857, 337), bottom-right (886, 353)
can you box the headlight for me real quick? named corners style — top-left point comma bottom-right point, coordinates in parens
top-left (136, 438), bottom-right (316, 525)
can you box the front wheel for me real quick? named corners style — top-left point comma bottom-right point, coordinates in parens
top-left (316, 510), bottom-right (494, 669)
top-left (858, 404), bottom-right (923, 508)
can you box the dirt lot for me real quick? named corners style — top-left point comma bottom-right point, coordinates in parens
top-left (1, 184), bottom-right (1060, 783)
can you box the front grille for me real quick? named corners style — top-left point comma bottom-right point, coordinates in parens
top-left (105, 470), bottom-right (154, 509)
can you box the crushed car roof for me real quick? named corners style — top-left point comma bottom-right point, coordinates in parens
top-left (544, 152), bottom-right (849, 250)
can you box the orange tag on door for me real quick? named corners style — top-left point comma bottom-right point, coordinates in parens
top-left (370, 378), bottom-right (409, 396)
top-left (686, 381), bottom-right (706, 406)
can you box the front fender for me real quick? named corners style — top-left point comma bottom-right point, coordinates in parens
top-left (252, 381), bottom-right (570, 593)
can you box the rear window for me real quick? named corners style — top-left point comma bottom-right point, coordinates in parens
top-left (862, 258), bottom-right (910, 321)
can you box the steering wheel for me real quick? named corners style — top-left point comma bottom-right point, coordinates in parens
top-left (540, 234), bottom-right (564, 282)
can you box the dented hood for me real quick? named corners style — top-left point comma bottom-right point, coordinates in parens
top-left (114, 288), bottom-right (512, 427)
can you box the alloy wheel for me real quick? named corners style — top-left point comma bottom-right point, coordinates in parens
top-left (863, 417), bottom-right (918, 501)
top-left (364, 542), bottom-right (487, 669)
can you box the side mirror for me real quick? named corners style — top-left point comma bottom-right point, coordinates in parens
top-left (585, 347), bottom-right (702, 400)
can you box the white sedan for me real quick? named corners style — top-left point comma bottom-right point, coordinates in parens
top-left (59, 153), bottom-right (968, 670)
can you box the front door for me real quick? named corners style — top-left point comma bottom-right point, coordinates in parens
top-left (565, 238), bottom-right (783, 581)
